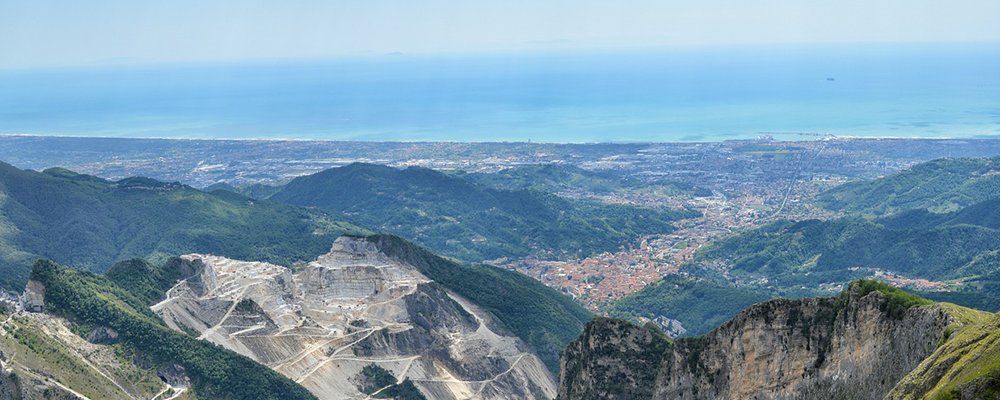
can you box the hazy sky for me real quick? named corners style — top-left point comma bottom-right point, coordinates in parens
top-left (2, 0), bottom-right (999, 69)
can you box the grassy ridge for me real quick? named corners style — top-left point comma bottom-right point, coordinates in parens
top-left (840, 279), bottom-right (933, 319)
top-left (888, 302), bottom-right (1000, 400)
top-left (30, 259), bottom-right (317, 400)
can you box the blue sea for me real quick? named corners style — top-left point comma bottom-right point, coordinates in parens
top-left (1, 43), bottom-right (998, 142)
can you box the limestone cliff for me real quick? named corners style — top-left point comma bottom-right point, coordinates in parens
top-left (558, 281), bottom-right (997, 400)
top-left (154, 236), bottom-right (556, 400)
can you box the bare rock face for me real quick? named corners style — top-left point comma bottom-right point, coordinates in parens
top-left (85, 326), bottom-right (119, 344)
top-left (558, 287), bottom-right (953, 400)
top-left (153, 236), bottom-right (556, 400)
top-left (558, 318), bottom-right (671, 400)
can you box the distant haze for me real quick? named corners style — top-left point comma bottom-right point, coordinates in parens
top-left (1, 0), bottom-right (999, 69)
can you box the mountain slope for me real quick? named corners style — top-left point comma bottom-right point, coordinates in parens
top-left (689, 205), bottom-right (1000, 284)
top-left (0, 161), bottom-right (363, 290)
top-left (609, 164), bottom-right (1000, 341)
top-left (461, 164), bottom-right (628, 194)
top-left (459, 164), bottom-right (711, 197)
top-left (365, 234), bottom-right (594, 373)
top-left (819, 156), bottom-right (1000, 215)
top-left (606, 275), bottom-right (771, 337)
top-left (0, 307), bottom-right (178, 400)
top-left (268, 163), bottom-right (696, 262)
top-left (153, 236), bottom-right (559, 399)
top-left (886, 303), bottom-right (1000, 400)
top-left (559, 281), bottom-right (1000, 400)
top-left (27, 259), bottom-right (318, 400)
top-left (10, 233), bottom-right (590, 399)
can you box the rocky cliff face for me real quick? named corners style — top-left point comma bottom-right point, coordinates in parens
top-left (558, 283), bottom-right (959, 400)
top-left (154, 236), bottom-right (556, 400)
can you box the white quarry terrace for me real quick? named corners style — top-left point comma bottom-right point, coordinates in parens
top-left (152, 236), bottom-right (556, 400)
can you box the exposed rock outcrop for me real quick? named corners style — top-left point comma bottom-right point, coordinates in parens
top-left (558, 283), bottom-right (960, 400)
top-left (154, 236), bottom-right (556, 399)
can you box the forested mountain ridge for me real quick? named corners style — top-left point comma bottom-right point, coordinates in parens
top-left (0, 161), bottom-right (363, 290)
top-left (691, 200), bottom-right (1000, 283)
top-left (606, 275), bottom-right (771, 337)
top-left (457, 164), bottom-right (712, 197)
top-left (268, 162), bottom-right (697, 262)
top-left (819, 156), bottom-right (1000, 215)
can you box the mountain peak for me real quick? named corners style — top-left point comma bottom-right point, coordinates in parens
top-left (559, 282), bottom-right (961, 399)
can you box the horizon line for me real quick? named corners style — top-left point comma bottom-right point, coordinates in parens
top-left (5, 133), bottom-right (1000, 146)
top-left (2, 40), bottom-right (999, 73)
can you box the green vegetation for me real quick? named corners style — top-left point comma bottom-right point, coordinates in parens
top-left (688, 199), bottom-right (1000, 289)
top-left (0, 314), bottom-right (166, 399)
top-left (356, 364), bottom-right (427, 399)
top-left (605, 157), bottom-right (1000, 364)
top-left (269, 163), bottom-right (697, 262)
top-left (104, 258), bottom-right (195, 304)
top-left (839, 279), bottom-right (933, 319)
top-left (610, 196), bottom-right (1000, 333)
top-left (210, 182), bottom-right (283, 200)
top-left (29, 259), bottom-right (317, 400)
top-left (357, 364), bottom-right (397, 394)
top-left (461, 164), bottom-right (626, 193)
top-left (376, 379), bottom-right (426, 400)
top-left (819, 156), bottom-right (1000, 215)
top-left (607, 275), bottom-right (771, 336)
top-left (0, 161), bottom-right (364, 290)
top-left (233, 298), bottom-right (263, 314)
top-left (888, 303), bottom-right (1000, 400)
top-left (460, 163), bottom-right (712, 197)
top-left (365, 234), bottom-right (593, 373)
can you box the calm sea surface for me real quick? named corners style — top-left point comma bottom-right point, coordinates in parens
top-left (1, 44), bottom-right (998, 142)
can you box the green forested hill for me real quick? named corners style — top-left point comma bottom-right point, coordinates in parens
top-left (607, 275), bottom-right (771, 336)
top-left (461, 164), bottom-right (627, 193)
top-left (693, 200), bottom-right (1000, 285)
top-left (610, 197), bottom-right (1000, 337)
top-left (458, 163), bottom-right (712, 197)
top-left (819, 156), bottom-right (1000, 214)
top-left (30, 259), bottom-right (318, 400)
top-left (268, 163), bottom-right (697, 262)
top-left (0, 161), bottom-right (363, 290)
